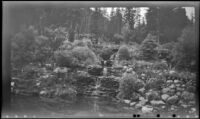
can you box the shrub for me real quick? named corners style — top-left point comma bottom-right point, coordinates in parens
top-left (115, 45), bottom-right (131, 61)
top-left (134, 60), bottom-right (154, 73)
top-left (82, 38), bottom-right (93, 49)
top-left (55, 45), bottom-right (99, 68)
top-left (59, 41), bottom-right (74, 50)
top-left (54, 50), bottom-right (77, 67)
top-left (73, 40), bottom-right (86, 47)
top-left (99, 47), bottom-right (117, 60)
top-left (21, 63), bottom-right (39, 79)
top-left (118, 73), bottom-right (145, 100)
top-left (11, 29), bottom-right (36, 68)
top-left (72, 46), bottom-right (99, 66)
top-left (140, 34), bottom-right (158, 61)
top-left (113, 34), bottom-right (124, 44)
top-left (152, 61), bottom-right (168, 70)
top-left (145, 78), bottom-right (165, 90)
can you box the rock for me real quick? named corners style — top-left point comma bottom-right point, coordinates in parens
top-left (36, 82), bottom-right (40, 86)
top-left (170, 107), bottom-right (175, 111)
top-left (178, 100), bottom-right (184, 105)
top-left (126, 68), bottom-right (133, 73)
top-left (53, 67), bottom-right (68, 73)
top-left (181, 84), bottom-right (186, 88)
top-left (146, 91), bottom-right (160, 101)
top-left (166, 80), bottom-right (173, 84)
top-left (191, 108), bottom-right (196, 112)
top-left (161, 106), bottom-right (166, 109)
top-left (181, 104), bottom-right (188, 108)
top-left (141, 106), bottom-right (153, 113)
top-left (175, 84), bottom-right (181, 87)
top-left (141, 73), bottom-right (145, 77)
top-left (161, 94), bottom-right (170, 101)
top-left (174, 80), bottom-right (180, 83)
top-left (176, 92), bottom-right (181, 97)
top-left (162, 88), bottom-right (170, 94)
top-left (124, 100), bottom-right (131, 104)
top-left (169, 84), bottom-right (175, 89)
top-left (88, 65), bottom-right (103, 76)
top-left (166, 95), bottom-right (179, 105)
top-left (130, 102), bottom-right (136, 106)
top-left (150, 100), bottom-right (165, 106)
top-left (139, 97), bottom-right (146, 101)
top-left (135, 103), bottom-right (143, 109)
top-left (131, 92), bottom-right (140, 101)
top-left (168, 89), bottom-right (176, 96)
top-left (139, 99), bottom-right (147, 105)
top-left (169, 70), bottom-right (176, 74)
top-left (135, 99), bottom-right (147, 109)
top-left (138, 88), bottom-right (145, 94)
top-left (176, 87), bottom-right (183, 91)
top-left (40, 90), bottom-right (47, 95)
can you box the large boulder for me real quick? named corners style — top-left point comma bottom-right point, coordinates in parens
top-left (166, 95), bottom-right (179, 105)
top-left (141, 105), bottom-right (153, 113)
top-left (161, 94), bottom-right (170, 101)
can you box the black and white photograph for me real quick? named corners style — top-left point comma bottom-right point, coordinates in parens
top-left (2, 1), bottom-right (199, 118)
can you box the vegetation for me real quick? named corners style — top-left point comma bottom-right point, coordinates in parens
top-left (8, 5), bottom-right (197, 116)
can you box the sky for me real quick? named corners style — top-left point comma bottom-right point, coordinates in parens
top-left (92, 7), bottom-right (195, 23)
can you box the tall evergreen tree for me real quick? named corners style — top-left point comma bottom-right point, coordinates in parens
top-left (146, 7), bottom-right (189, 43)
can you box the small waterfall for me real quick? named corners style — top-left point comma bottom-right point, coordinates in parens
top-left (103, 67), bottom-right (108, 76)
top-left (91, 77), bottom-right (101, 114)
top-left (92, 77), bottom-right (101, 97)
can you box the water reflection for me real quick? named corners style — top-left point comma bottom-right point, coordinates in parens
top-left (7, 94), bottom-right (134, 118)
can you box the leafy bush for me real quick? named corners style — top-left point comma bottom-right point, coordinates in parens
top-left (72, 46), bottom-right (99, 66)
top-left (21, 63), bottom-right (39, 79)
top-left (115, 45), bottom-right (131, 61)
top-left (152, 61), bottom-right (168, 70)
top-left (59, 41), bottom-right (74, 50)
top-left (11, 28), bottom-right (37, 68)
top-left (113, 34), bottom-right (124, 44)
top-left (54, 50), bottom-right (77, 67)
top-left (117, 73), bottom-right (145, 100)
top-left (73, 38), bottom-right (93, 48)
top-left (134, 60), bottom-right (154, 73)
top-left (82, 38), bottom-right (93, 49)
top-left (55, 44), bottom-right (99, 68)
top-left (140, 34), bottom-right (158, 61)
top-left (145, 78), bottom-right (165, 90)
top-left (44, 27), bottom-right (67, 51)
top-left (99, 47), bottom-right (117, 60)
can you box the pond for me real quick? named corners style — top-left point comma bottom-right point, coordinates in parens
top-left (2, 94), bottom-right (198, 118)
top-left (4, 94), bottom-right (140, 118)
